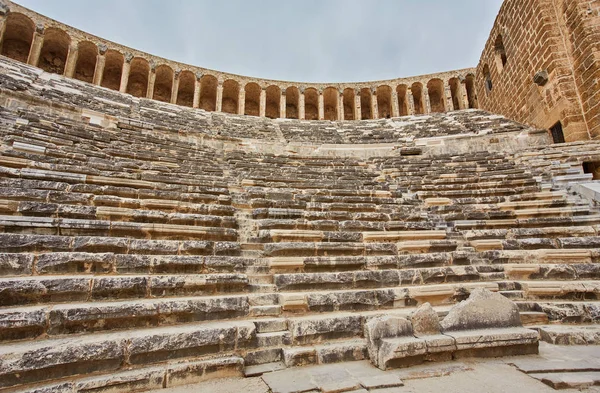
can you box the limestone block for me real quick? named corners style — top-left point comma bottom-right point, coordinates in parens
top-left (445, 327), bottom-right (539, 353)
top-left (410, 303), bottom-right (441, 336)
top-left (290, 314), bottom-right (362, 345)
top-left (127, 321), bottom-right (255, 365)
top-left (440, 288), bottom-right (522, 332)
top-left (364, 315), bottom-right (413, 368)
top-left (0, 336), bottom-right (124, 388)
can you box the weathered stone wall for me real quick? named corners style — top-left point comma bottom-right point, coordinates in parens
top-left (476, 0), bottom-right (600, 142)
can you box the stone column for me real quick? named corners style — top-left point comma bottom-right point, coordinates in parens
top-left (238, 88), bottom-right (245, 115)
top-left (193, 72), bottom-right (202, 108)
top-left (146, 62), bottom-right (156, 99)
top-left (318, 90), bottom-right (324, 120)
top-left (119, 53), bottom-right (133, 93)
top-left (27, 24), bottom-right (45, 67)
top-left (407, 90), bottom-right (415, 115)
top-left (63, 41), bottom-right (79, 78)
top-left (259, 88), bottom-right (266, 117)
top-left (354, 89), bottom-right (361, 120)
top-left (216, 80), bottom-right (224, 112)
top-left (92, 44), bottom-right (107, 86)
top-left (371, 88), bottom-right (378, 120)
top-left (459, 78), bottom-right (468, 110)
top-left (423, 87), bottom-right (431, 114)
top-left (299, 88), bottom-right (305, 120)
top-left (444, 81), bottom-right (453, 111)
top-left (338, 92), bottom-right (344, 121)
top-left (280, 90), bottom-right (286, 119)
top-left (391, 89), bottom-right (400, 117)
top-left (170, 70), bottom-right (180, 104)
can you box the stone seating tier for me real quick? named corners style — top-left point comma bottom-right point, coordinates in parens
top-left (0, 55), bottom-right (597, 392)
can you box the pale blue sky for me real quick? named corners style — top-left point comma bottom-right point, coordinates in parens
top-left (14, 0), bottom-right (504, 83)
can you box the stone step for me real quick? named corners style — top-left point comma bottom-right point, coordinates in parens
top-left (0, 274), bottom-right (249, 307)
top-left (0, 233), bottom-right (241, 256)
top-left (0, 180), bottom-right (234, 211)
top-left (0, 320), bottom-right (255, 390)
top-left (0, 177), bottom-right (231, 206)
top-left (0, 215), bottom-right (238, 241)
top-left (8, 356), bottom-right (244, 393)
top-left (0, 294), bottom-right (251, 341)
top-left (0, 200), bottom-right (238, 227)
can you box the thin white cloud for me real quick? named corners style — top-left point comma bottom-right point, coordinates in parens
top-left (13, 0), bottom-right (503, 82)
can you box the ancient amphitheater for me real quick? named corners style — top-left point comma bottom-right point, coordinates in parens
top-left (0, 0), bottom-right (598, 392)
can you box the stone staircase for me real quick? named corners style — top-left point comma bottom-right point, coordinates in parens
top-left (0, 54), bottom-right (597, 392)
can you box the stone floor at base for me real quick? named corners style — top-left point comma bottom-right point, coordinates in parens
top-left (153, 342), bottom-right (600, 393)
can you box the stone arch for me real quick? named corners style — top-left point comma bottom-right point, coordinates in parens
top-left (0, 13), bottom-right (34, 63)
top-left (73, 41), bottom-right (97, 83)
top-left (323, 87), bottom-right (338, 121)
top-left (304, 88), bottom-right (319, 120)
top-left (222, 79), bottom-right (239, 114)
top-left (244, 82), bottom-right (260, 116)
top-left (465, 74), bottom-right (478, 109)
top-left (396, 85), bottom-right (409, 116)
top-left (176, 70), bottom-right (195, 107)
top-left (266, 85), bottom-right (281, 119)
top-left (153, 64), bottom-right (173, 103)
top-left (101, 50), bottom-right (123, 91)
top-left (377, 85), bottom-right (392, 118)
top-left (126, 57), bottom-right (149, 98)
top-left (360, 88), bottom-right (372, 120)
top-left (38, 28), bottom-right (70, 74)
top-left (285, 87), bottom-right (299, 119)
top-left (343, 88), bottom-right (355, 121)
top-left (427, 79), bottom-right (445, 113)
top-left (411, 82), bottom-right (424, 115)
top-left (199, 74), bottom-right (217, 112)
top-left (483, 64), bottom-right (492, 93)
top-left (449, 78), bottom-right (461, 111)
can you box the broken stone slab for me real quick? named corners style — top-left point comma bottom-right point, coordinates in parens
top-left (364, 315), bottom-right (414, 369)
top-left (536, 325), bottom-right (600, 345)
top-left (440, 288), bottom-right (522, 332)
top-left (410, 302), bottom-right (441, 336)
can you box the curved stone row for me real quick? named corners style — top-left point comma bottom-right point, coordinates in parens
top-left (0, 1), bottom-right (478, 121)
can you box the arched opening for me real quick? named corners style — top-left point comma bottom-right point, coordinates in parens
top-left (222, 79), bottom-right (239, 114)
top-left (494, 34), bottom-right (507, 72)
top-left (360, 88), bottom-right (372, 119)
top-left (101, 50), bottom-right (123, 91)
top-left (376, 85), bottom-right (392, 118)
top-left (153, 65), bottom-right (173, 103)
top-left (411, 83), bottom-right (424, 115)
top-left (304, 88), bottom-right (319, 120)
top-left (0, 13), bottom-right (34, 63)
top-left (285, 87), bottom-right (299, 119)
top-left (266, 85), bottom-right (281, 119)
top-left (38, 28), bottom-right (70, 75)
top-left (176, 71), bottom-right (195, 107)
top-left (199, 74), bottom-right (217, 112)
top-left (323, 87), bottom-right (338, 121)
top-left (126, 57), bottom-right (149, 98)
top-left (483, 64), bottom-right (493, 93)
top-left (427, 79), bottom-right (445, 113)
top-left (465, 74), bottom-right (478, 109)
top-left (396, 85), bottom-right (409, 116)
top-left (73, 41), bottom-right (97, 83)
top-left (449, 78), bottom-right (461, 111)
top-left (343, 88), bottom-right (355, 121)
top-left (244, 83), bottom-right (260, 116)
